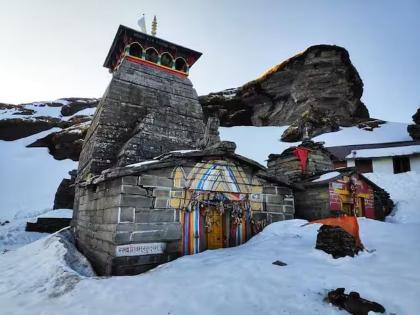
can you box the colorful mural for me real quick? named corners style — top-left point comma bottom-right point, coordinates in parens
top-left (170, 160), bottom-right (262, 255)
top-left (328, 174), bottom-right (375, 219)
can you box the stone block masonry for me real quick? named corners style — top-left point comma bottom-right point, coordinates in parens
top-left (74, 174), bottom-right (182, 276)
top-left (77, 59), bottom-right (205, 181)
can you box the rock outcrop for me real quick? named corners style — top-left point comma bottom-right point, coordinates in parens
top-left (316, 225), bottom-right (363, 258)
top-left (0, 98), bottom-right (98, 142)
top-left (27, 120), bottom-right (90, 161)
top-left (53, 170), bottom-right (77, 209)
top-left (200, 45), bottom-right (369, 140)
top-left (408, 107), bottom-right (420, 140)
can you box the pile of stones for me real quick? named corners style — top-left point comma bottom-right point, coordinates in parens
top-left (315, 225), bottom-right (363, 258)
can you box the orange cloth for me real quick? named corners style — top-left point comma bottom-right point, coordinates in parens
top-left (303, 216), bottom-right (362, 247)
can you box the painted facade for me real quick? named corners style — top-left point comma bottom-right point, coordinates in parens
top-left (328, 174), bottom-right (375, 218)
top-left (294, 170), bottom-right (392, 221)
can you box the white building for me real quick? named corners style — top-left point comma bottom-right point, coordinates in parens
top-left (327, 141), bottom-right (420, 174)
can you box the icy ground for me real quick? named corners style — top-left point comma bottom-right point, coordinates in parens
top-left (0, 173), bottom-right (419, 315)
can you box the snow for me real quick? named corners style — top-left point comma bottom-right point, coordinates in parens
top-left (346, 144), bottom-right (420, 159)
top-left (169, 149), bottom-right (199, 154)
top-left (0, 218), bottom-right (419, 314)
top-left (0, 157), bottom-right (419, 314)
top-left (0, 99), bottom-right (96, 121)
top-left (126, 160), bottom-right (158, 167)
top-left (312, 171), bottom-right (340, 182)
top-left (219, 122), bottom-right (410, 165)
top-left (0, 209), bottom-right (71, 252)
top-left (38, 209), bottom-right (73, 219)
top-left (0, 129), bottom-right (77, 221)
top-left (220, 126), bottom-right (294, 165)
top-left (364, 171), bottom-right (420, 224)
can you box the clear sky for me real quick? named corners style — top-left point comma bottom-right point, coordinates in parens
top-left (0, 0), bottom-right (419, 123)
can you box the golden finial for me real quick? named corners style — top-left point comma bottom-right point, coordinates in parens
top-left (151, 15), bottom-right (157, 36)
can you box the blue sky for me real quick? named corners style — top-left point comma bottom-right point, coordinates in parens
top-left (0, 0), bottom-right (419, 123)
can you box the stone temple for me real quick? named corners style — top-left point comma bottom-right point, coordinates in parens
top-left (72, 25), bottom-right (295, 275)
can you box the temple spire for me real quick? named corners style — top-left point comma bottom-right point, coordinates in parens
top-left (151, 15), bottom-right (157, 36)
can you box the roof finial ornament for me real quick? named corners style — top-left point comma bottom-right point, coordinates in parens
top-left (151, 15), bottom-right (157, 36)
top-left (137, 14), bottom-right (147, 33)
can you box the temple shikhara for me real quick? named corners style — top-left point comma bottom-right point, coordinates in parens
top-left (72, 23), bottom-right (294, 276)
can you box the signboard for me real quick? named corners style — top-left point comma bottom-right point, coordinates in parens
top-left (115, 242), bottom-right (166, 257)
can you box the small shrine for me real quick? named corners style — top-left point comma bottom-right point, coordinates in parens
top-left (75, 142), bottom-right (294, 275)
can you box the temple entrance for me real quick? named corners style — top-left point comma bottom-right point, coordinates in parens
top-left (205, 207), bottom-right (224, 249)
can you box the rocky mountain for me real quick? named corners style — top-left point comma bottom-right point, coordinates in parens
top-left (407, 107), bottom-right (420, 140)
top-left (0, 98), bottom-right (98, 160)
top-left (0, 98), bottom-right (98, 215)
top-left (199, 44), bottom-right (370, 141)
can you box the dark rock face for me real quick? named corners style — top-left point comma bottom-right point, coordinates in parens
top-left (408, 107), bottom-right (420, 140)
top-left (0, 116), bottom-right (63, 141)
top-left (54, 170), bottom-right (77, 209)
top-left (200, 45), bottom-right (369, 135)
top-left (281, 106), bottom-right (340, 142)
top-left (26, 218), bottom-right (71, 233)
top-left (413, 108), bottom-right (420, 124)
top-left (60, 98), bottom-right (99, 116)
top-left (27, 121), bottom-right (90, 161)
top-left (316, 225), bottom-right (363, 258)
top-left (77, 59), bottom-right (205, 180)
top-left (0, 99), bottom-right (98, 142)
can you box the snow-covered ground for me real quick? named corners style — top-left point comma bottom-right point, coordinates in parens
top-left (0, 130), bottom-right (77, 221)
top-left (0, 209), bottom-right (72, 252)
top-left (220, 122), bottom-right (411, 165)
top-left (365, 171), bottom-right (420, 224)
top-left (0, 172), bottom-right (419, 315)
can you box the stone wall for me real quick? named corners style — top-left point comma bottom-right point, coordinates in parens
top-left (268, 142), bottom-right (334, 183)
top-left (74, 156), bottom-right (295, 276)
top-left (77, 58), bottom-right (205, 181)
top-left (294, 185), bottom-right (331, 220)
top-left (74, 174), bottom-right (180, 276)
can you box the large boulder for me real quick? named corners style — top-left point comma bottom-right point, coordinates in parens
top-left (27, 120), bottom-right (91, 161)
top-left (53, 170), bottom-right (77, 209)
top-left (200, 45), bottom-right (369, 129)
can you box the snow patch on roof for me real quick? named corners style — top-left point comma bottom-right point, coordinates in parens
top-left (126, 160), bottom-right (158, 168)
top-left (312, 171), bottom-right (341, 182)
top-left (346, 145), bottom-right (420, 159)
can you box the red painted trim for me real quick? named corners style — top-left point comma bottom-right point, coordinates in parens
top-left (125, 56), bottom-right (188, 78)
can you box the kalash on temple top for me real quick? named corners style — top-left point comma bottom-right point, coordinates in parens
top-left (103, 15), bottom-right (202, 77)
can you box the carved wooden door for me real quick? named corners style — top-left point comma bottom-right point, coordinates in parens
top-left (206, 208), bottom-right (224, 249)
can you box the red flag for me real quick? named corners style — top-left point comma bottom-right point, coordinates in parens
top-left (293, 147), bottom-right (311, 173)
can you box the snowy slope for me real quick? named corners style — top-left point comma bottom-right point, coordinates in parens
top-left (364, 171), bottom-right (420, 224)
top-left (0, 130), bottom-right (77, 220)
top-left (220, 122), bottom-right (411, 165)
top-left (0, 218), bottom-right (419, 315)
top-left (0, 158), bottom-right (419, 315)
